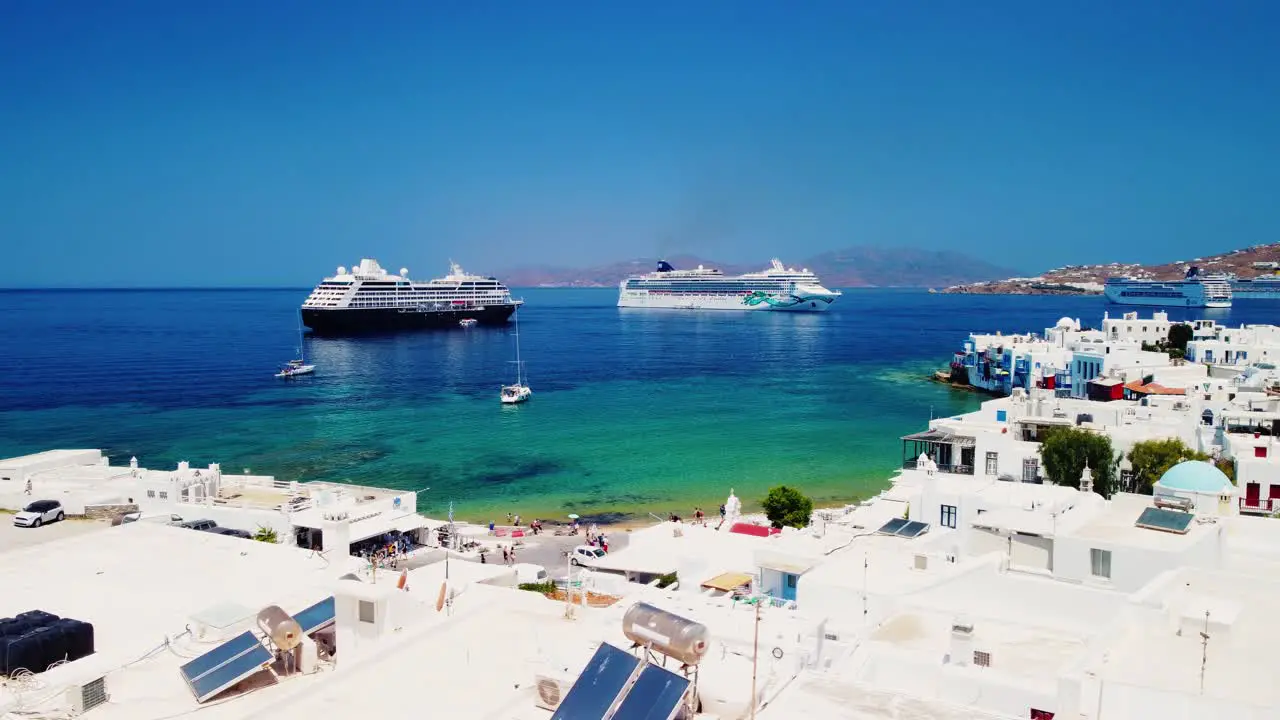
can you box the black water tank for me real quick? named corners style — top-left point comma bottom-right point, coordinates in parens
top-left (54, 619), bottom-right (95, 662)
top-left (16, 610), bottom-right (60, 627)
top-left (0, 617), bottom-right (32, 638)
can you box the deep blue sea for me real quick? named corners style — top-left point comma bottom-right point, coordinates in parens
top-left (1, 289), bottom-right (1274, 521)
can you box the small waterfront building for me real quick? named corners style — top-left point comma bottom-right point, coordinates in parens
top-left (1186, 323), bottom-right (1280, 366)
top-left (1102, 309), bottom-right (1177, 346)
top-left (0, 449), bottom-right (433, 556)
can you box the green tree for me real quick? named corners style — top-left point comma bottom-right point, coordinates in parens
top-left (1214, 457), bottom-right (1236, 483)
top-left (1167, 323), bottom-right (1193, 352)
top-left (1127, 438), bottom-right (1209, 495)
top-left (1039, 427), bottom-right (1118, 497)
top-left (761, 485), bottom-right (814, 529)
top-left (253, 526), bottom-right (279, 544)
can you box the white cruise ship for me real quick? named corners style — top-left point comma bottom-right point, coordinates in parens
top-left (617, 259), bottom-right (841, 312)
top-left (1103, 266), bottom-right (1232, 308)
top-left (301, 259), bottom-right (521, 335)
top-left (1230, 273), bottom-right (1280, 301)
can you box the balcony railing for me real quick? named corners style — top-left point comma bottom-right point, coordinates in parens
top-left (1239, 497), bottom-right (1277, 514)
top-left (902, 460), bottom-right (975, 475)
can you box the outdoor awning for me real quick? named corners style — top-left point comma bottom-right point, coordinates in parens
top-left (900, 428), bottom-right (976, 447)
top-left (701, 572), bottom-right (754, 592)
top-left (394, 514), bottom-right (431, 532)
top-left (757, 556), bottom-right (815, 575)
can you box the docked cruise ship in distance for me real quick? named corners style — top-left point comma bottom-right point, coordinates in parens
top-left (617, 259), bottom-right (842, 311)
top-left (1230, 272), bottom-right (1280, 301)
top-left (301, 259), bottom-right (522, 335)
top-left (1103, 266), bottom-right (1232, 308)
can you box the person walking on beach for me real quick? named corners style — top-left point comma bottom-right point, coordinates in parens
top-left (502, 546), bottom-right (509, 565)
top-left (24, 479), bottom-right (32, 495)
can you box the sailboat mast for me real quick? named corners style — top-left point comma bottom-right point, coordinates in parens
top-left (514, 309), bottom-right (523, 384)
top-left (297, 313), bottom-right (306, 362)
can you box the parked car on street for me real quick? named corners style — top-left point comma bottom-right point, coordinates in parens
top-left (178, 519), bottom-right (218, 532)
top-left (13, 500), bottom-right (65, 528)
top-left (207, 527), bottom-right (252, 539)
top-left (113, 512), bottom-right (183, 527)
top-left (568, 545), bottom-right (607, 567)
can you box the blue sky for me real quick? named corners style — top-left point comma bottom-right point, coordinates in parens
top-left (2, 1), bottom-right (1277, 286)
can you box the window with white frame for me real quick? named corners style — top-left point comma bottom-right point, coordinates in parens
top-left (985, 452), bottom-right (998, 475)
top-left (1090, 548), bottom-right (1111, 579)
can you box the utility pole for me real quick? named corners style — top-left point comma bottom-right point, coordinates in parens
top-left (1199, 610), bottom-right (1211, 694)
top-left (750, 601), bottom-right (761, 719)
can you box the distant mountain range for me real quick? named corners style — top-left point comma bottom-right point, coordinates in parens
top-left (499, 247), bottom-right (1020, 288)
top-left (942, 242), bottom-right (1280, 295)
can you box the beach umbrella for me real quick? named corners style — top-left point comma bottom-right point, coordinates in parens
top-left (567, 513), bottom-right (580, 520)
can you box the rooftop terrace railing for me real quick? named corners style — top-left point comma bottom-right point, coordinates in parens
top-left (901, 461), bottom-right (975, 475)
top-left (1239, 497), bottom-right (1276, 514)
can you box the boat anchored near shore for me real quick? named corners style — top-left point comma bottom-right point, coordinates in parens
top-left (275, 317), bottom-right (315, 378)
top-left (500, 310), bottom-right (531, 404)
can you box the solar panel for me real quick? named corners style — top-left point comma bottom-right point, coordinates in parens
top-left (1134, 507), bottom-right (1194, 534)
top-left (293, 596), bottom-right (335, 635)
top-left (180, 631), bottom-right (272, 703)
top-left (877, 518), bottom-right (909, 535)
top-left (179, 631), bottom-right (259, 683)
top-left (611, 664), bottom-right (691, 720)
top-left (550, 643), bottom-right (641, 720)
top-left (896, 520), bottom-right (930, 538)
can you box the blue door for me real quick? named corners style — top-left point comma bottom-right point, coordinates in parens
top-left (781, 573), bottom-right (798, 601)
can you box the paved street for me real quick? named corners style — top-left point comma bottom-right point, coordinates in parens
top-left (410, 526), bottom-right (632, 580)
top-left (0, 515), bottom-right (108, 551)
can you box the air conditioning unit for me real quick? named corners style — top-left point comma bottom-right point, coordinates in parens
top-left (913, 554), bottom-right (929, 571)
top-left (65, 676), bottom-right (108, 715)
top-left (534, 675), bottom-right (570, 711)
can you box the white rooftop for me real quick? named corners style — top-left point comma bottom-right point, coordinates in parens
top-left (1062, 493), bottom-right (1221, 551)
top-left (1090, 567), bottom-right (1280, 712)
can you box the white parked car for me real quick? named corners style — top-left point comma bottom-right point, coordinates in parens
top-left (569, 545), bottom-right (607, 567)
top-left (13, 500), bottom-right (65, 528)
top-left (512, 563), bottom-right (549, 585)
top-left (114, 512), bottom-right (183, 527)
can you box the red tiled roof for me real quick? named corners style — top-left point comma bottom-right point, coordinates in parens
top-left (1123, 380), bottom-right (1185, 395)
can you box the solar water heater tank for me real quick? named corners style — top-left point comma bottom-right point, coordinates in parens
top-left (256, 606), bottom-right (303, 651)
top-left (622, 603), bottom-right (710, 666)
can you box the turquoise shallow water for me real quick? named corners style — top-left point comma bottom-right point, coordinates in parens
top-left (0, 287), bottom-right (1147, 522)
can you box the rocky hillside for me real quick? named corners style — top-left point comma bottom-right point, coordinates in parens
top-left (941, 243), bottom-right (1280, 295)
top-left (500, 247), bottom-right (1018, 288)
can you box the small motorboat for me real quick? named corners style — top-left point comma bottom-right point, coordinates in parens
top-left (459, 318), bottom-right (478, 328)
top-left (276, 359), bottom-right (315, 379)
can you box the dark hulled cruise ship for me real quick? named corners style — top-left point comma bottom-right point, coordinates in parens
top-left (300, 259), bottom-right (522, 335)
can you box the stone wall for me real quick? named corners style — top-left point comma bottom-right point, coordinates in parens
top-left (82, 503), bottom-right (138, 521)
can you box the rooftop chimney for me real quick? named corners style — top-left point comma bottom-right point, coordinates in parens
top-left (950, 617), bottom-right (974, 666)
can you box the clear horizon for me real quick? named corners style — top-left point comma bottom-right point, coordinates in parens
top-left (3, 1), bottom-right (1277, 287)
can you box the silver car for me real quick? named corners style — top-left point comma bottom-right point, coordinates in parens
top-left (13, 500), bottom-right (65, 528)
